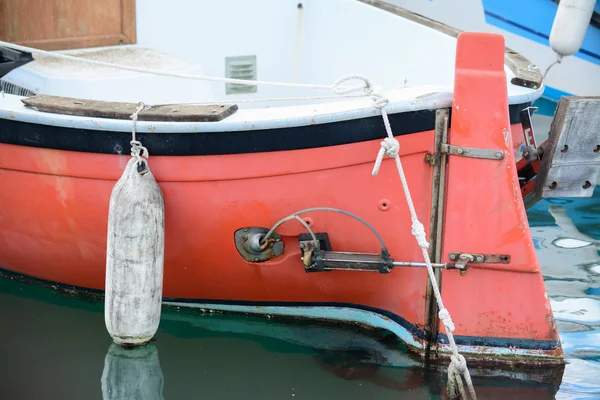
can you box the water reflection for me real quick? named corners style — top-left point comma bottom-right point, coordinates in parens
top-left (528, 188), bottom-right (600, 399)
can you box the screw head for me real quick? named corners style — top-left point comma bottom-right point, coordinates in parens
top-left (495, 152), bottom-right (503, 159)
top-left (476, 256), bottom-right (483, 262)
top-left (449, 254), bottom-right (457, 260)
top-left (457, 148), bottom-right (464, 155)
top-left (254, 257), bottom-right (259, 262)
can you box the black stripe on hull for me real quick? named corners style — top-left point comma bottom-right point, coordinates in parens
top-left (0, 267), bottom-right (560, 352)
top-left (0, 103), bottom-right (530, 156)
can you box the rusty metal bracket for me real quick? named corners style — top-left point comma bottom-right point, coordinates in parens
top-left (447, 252), bottom-right (511, 276)
top-left (448, 252), bottom-right (511, 264)
top-left (441, 144), bottom-right (504, 160)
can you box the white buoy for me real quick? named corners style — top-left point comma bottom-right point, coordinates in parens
top-left (549, 0), bottom-right (595, 56)
top-left (105, 103), bottom-right (165, 347)
top-left (101, 343), bottom-right (164, 400)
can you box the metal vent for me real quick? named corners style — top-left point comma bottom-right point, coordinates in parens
top-left (0, 79), bottom-right (36, 97)
top-left (225, 55), bottom-right (257, 95)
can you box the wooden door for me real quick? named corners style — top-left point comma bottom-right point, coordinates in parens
top-left (0, 0), bottom-right (136, 50)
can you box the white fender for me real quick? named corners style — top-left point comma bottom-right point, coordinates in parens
top-left (549, 0), bottom-right (596, 56)
top-left (105, 157), bottom-right (165, 346)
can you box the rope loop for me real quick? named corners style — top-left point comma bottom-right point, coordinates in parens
top-left (332, 75), bottom-right (389, 109)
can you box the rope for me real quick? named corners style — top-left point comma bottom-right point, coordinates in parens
top-left (543, 53), bottom-right (563, 80)
top-left (129, 102), bottom-right (150, 172)
top-left (344, 74), bottom-right (477, 399)
top-left (0, 40), bottom-right (338, 91)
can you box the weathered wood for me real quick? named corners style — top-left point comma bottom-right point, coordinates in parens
top-left (101, 343), bottom-right (164, 400)
top-left (105, 157), bottom-right (164, 346)
top-left (22, 94), bottom-right (238, 122)
top-left (534, 96), bottom-right (600, 198)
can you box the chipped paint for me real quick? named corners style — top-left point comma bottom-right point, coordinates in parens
top-left (503, 128), bottom-right (510, 147)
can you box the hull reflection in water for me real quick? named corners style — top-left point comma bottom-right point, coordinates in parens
top-left (101, 343), bottom-right (164, 400)
top-left (0, 276), bottom-right (564, 399)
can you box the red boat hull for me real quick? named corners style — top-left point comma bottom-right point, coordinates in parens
top-left (0, 32), bottom-right (562, 365)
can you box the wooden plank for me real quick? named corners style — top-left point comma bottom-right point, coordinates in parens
top-left (0, 0), bottom-right (136, 50)
top-left (534, 96), bottom-right (600, 198)
top-left (21, 95), bottom-right (238, 122)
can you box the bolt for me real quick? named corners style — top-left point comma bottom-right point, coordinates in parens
top-left (460, 270), bottom-right (467, 277)
top-left (449, 254), bottom-right (457, 261)
top-left (300, 243), bottom-right (305, 249)
top-left (243, 229), bottom-right (248, 232)
top-left (495, 152), bottom-right (503, 159)
top-left (476, 256), bottom-right (483, 262)
top-left (457, 148), bottom-right (464, 155)
top-left (254, 257), bottom-right (259, 262)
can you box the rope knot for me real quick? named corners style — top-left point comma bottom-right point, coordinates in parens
top-left (450, 354), bottom-right (467, 374)
top-left (381, 137), bottom-right (399, 158)
top-left (438, 308), bottom-right (455, 332)
top-left (371, 137), bottom-right (399, 176)
top-left (411, 219), bottom-right (429, 249)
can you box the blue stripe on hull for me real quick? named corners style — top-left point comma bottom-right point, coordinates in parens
top-left (0, 267), bottom-right (562, 356)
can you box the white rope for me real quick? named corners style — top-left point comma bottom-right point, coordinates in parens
top-left (543, 53), bottom-right (564, 80)
top-left (0, 40), bottom-right (338, 91)
top-left (0, 41), bottom-right (414, 107)
top-left (152, 93), bottom-right (369, 107)
top-left (129, 102), bottom-right (150, 171)
top-left (338, 74), bottom-right (477, 399)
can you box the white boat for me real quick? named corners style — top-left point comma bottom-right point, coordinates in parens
top-left (382, 0), bottom-right (600, 103)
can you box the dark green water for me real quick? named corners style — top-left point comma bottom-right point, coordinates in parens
top-left (1, 119), bottom-right (598, 400)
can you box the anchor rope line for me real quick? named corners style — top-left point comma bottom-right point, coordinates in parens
top-left (333, 75), bottom-right (477, 399)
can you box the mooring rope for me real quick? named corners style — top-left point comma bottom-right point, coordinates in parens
top-left (0, 40), bottom-right (413, 106)
top-left (332, 75), bottom-right (477, 399)
top-left (0, 40), bottom-right (339, 91)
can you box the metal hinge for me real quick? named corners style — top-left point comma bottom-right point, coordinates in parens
top-left (441, 144), bottom-right (504, 160)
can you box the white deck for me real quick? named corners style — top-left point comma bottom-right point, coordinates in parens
top-left (0, 0), bottom-right (544, 131)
